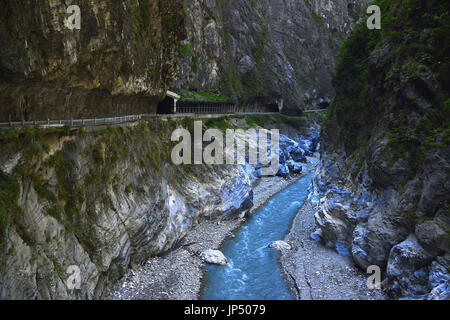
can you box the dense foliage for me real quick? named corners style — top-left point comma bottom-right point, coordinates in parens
top-left (179, 91), bottom-right (236, 102)
top-left (328, 0), bottom-right (450, 164)
top-left (0, 171), bottom-right (22, 242)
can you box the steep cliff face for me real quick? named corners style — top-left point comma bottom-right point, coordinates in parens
top-left (0, 0), bottom-right (186, 121)
top-left (0, 0), bottom-right (372, 118)
top-left (315, 0), bottom-right (449, 299)
top-left (173, 0), bottom-right (370, 113)
top-left (0, 119), bottom-right (253, 299)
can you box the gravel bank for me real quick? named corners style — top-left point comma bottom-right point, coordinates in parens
top-left (106, 174), bottom-right (302, 300)
top-left (280, 198), bottom-right (388, 300)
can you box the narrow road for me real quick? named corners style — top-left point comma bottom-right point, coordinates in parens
top-left (0, 112), bottom-right (281, 130)
top-left (0, 110), bottom-right (327, 130)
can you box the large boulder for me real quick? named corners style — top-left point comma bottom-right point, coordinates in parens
top-left (296, 140), bottom-right (313, 156)
top-left (386, 235), bottom-right (435, 298)
top-left (352, 224), bottom-right (371, 269)
top-left (268, 240), bottom-right (291, 251)
top-left (426, 260), bottom-right (450, 300)
top-left (275, 150), bottom-right (289, 178)
top-left (309, 128), bottom-right (321, 153)
top-left (314, 193), bottom-right (362, 248)
top-left (289, 146), bottom-right (307, 163)
top-left (276, 164), bottom-right (290, 178)
top-left (287, 160), bottom-right (303, 174)
top-left (351, 212), bottom-right (410, 269)
top-left (310, 228), bottom-right (323, 242)
top-left (314, 207), bottom-right (349, 248)
top-left (200, 250), bottom-right (228, 266)
top-left (415, 220), bottom-right (448, 256)
top-left (279, 135), bottom-right (308, 163)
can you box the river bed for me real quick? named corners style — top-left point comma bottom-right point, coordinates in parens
top-left (106, 175), bottom-right (301, 300)
top-left (201, 174), bottom-right (313, 300)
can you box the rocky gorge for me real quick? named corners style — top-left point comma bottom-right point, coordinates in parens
top-left (0, 113), bottom-right (321, 299)
top-left (0, 0), bottom-right (448, 301)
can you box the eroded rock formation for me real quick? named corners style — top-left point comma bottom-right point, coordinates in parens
top-left (312, 0), bottom-right (450, 299)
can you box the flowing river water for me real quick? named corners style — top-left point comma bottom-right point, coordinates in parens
top-left (201, 173), bottom-right (314, 300)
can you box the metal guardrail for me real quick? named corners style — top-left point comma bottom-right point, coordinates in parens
top-left (0, 112), bottom-right (283, 130)
top-left (303, 109), bottom-right (327, 113)
top-left (0, 114), bottom-right (145, 129)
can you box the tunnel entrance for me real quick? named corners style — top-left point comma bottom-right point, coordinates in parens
top-left (157, 91), bottom-right (180, 114)
top-left (265, 102), bottom-right (280, 113)
top-left (157, 96), bottom-right (175, 114)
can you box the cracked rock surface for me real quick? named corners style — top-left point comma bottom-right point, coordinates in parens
top-left (280, 198), bottom-right (387, 300)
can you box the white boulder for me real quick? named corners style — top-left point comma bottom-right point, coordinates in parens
top-left (200, 249), bottom-right (228, 266)
top-left (268, 240), bottom-right (291, 251)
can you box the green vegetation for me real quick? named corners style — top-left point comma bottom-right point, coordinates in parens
top-left (0, 126), bottom-right (79, 241)
top-left (202, 114), bottom-right (312, 132)
top-left (125, 184), bottom-right (133, 195)
top-left (191, 55), bottom-right (199, 74)
top-left (92, 145), bottom-right (105, 164)
top-left (132, 0), bottom-right (155, 47)
top-left (252, 25), bottom-right (268, 63)
top-left (0, 129), bottom-right (19, 142)
top-left (62, 126), bottom-right (71, 136)
top-left (0, 122), bottom-right (174, 243)
top-left (179, 44), bottom-right (191, 57)
top-left (0, 171), bottom-right (22, 242)
top-left (135, 0), bottom-right (151, 31)
top-left (32, 174), bottom-right (57, 203)
top-left (203, 116), bottom-right (235, 131)
top-left (45, 150), bottom-right (73, 174)
top-left (311, 11), bottom-right (325, 25)
top-left (44, 207), bottom-right (62, 220)
top-left (328, 0), bottom-right (450, 182)
top-left (328, 19), bottom-right (380, 152)
top-left (179, 91), bottom-right (235, 102)
top-left (347, 5), bottom-right (359, 22)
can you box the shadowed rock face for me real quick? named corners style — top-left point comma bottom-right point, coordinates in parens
top-left (0, 0), bottom-right (370, 119)
top-left (313, 0), bottom-right (450, 300)
top-left (173, 0), bottom-right (370, 114)
top-left (0, 0), bottom-right (186, 121)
